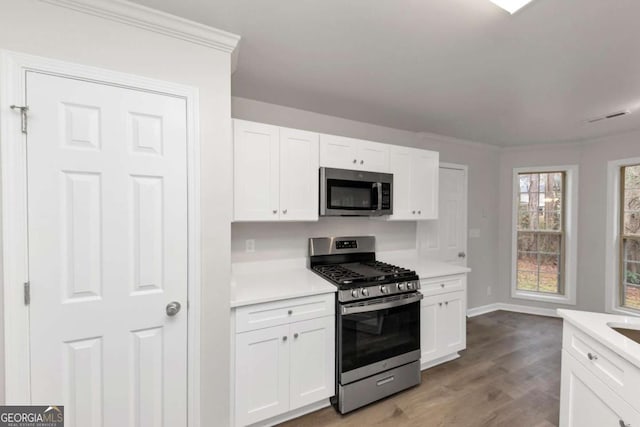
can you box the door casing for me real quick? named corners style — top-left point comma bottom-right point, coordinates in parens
top-left (0, 50), bottom-right (202, 425)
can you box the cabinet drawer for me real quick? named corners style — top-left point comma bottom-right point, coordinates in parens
top-left (236, 293), bottom-right (335, 333)
top-left (563, 321), bottom-right (640, 410)
top-left (420, 275), bottom-right (465, 296)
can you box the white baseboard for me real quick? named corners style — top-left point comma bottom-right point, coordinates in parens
top-left (248, 399), bottom-right (330, 427)
top-left (467, 303), bottom-right (559, 318)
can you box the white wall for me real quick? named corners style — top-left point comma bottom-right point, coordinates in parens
top-left (231, 97), bottom-right (501, 310)
top-left (497, 130), bottom-right (640, 312)
top-left (0, 1), bottom-right (234, 423)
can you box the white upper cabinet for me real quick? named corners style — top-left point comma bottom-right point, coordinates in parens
top-left (388, 146), bottom-right (439, 220)
top-left (279, 128), bottom-right (319, 221)
top-left (319, 134), bottom-right (390, 173)
top-left (233, 120), bottom-right (319, 222)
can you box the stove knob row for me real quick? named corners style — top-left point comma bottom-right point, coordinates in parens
top-left (351, 289), bottom-right (359, 298)
top-left (380, 285), bottom-right (388, 294)
top-left (361, 288), bottom-right (369, 297)
top-left (398, 283), bottom-right (405, 291)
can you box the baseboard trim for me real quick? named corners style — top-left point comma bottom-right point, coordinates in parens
top-left (467, 303), bottom-right (559, 318)
top-left (248, 399), bottom-right (331, 427)
top-left (421, 353), bottom-right (460, 371)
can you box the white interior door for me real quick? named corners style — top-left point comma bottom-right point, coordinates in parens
top-left (26, 71), bottom-right (188, 426)
top-left (417, 165), bottom-right (467, 265)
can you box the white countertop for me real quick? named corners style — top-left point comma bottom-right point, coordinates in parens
top-left (231, 258), bottom-right (336, 308)
top-left (230, 252), bottom-right (470, 308)
top-left (378, 250), bottom-right (471, 279)
top-left (558, 309), bottom-right (640, 368)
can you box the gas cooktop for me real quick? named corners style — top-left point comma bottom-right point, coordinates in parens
top-left (308, 236), bottom-right (420, 302)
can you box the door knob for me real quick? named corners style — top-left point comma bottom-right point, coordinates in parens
top-left (458, 252), bottom-right (466, 259)
top-left (166, 301), bottom-right (181, 317)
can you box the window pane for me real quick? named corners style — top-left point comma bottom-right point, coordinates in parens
top-left (516, 171), bottom-right (565, 296)
top-left (624, 212), bottom-right (640, 236)
top-left (622, 238), bottom-right (640, 310)
top-left (625, 165), bottom-right (640, 189)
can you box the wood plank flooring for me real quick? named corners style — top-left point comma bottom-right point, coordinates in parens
top-left (279, 310), bottom-right (562, 427)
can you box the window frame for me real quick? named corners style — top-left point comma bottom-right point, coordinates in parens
top-left (511, 165), bottom-right (578, 305)
top-left (606, 157), bottom-right (640, 315)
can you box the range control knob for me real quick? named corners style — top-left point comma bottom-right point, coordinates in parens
top-left (407, 282), bottom-right (414, 290)
top-left (361, 288), bottom-right (369, 297)
top-left (398, 283), bottom-right (405, 291)
top-left (351, 289), bottom-right (359, 298)
top-left (380, 285), bottom-right (388, 294)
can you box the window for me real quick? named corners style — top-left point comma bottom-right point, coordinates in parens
top-left (511, 166), bottom-right (578, 304)
top-left (620, 164), bottom-right (640, 311)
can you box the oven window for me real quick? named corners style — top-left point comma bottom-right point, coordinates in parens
top-left (327, 179), bottom-right (377, 210)
top-left (340, 302), bottom-right (420, 373)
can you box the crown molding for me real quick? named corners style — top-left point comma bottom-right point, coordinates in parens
top-left (40, 0), bottom-right (241, 54)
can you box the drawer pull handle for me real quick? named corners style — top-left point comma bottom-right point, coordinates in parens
top-left (441, 283), bottom-right (445, 288)
top-left (376, 376), bottom-right (395, 386)
top-left (288, 310), bottom-right (293, 315)
top-left (587, 352), bottom-right (598, 361)
top-left (620, 421), bottom-right (630, 427)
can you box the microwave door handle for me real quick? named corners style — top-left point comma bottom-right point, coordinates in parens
top-left (341, 293), bottom-right (423, 315)
top-left (376, 182), bottom-right (382, 211)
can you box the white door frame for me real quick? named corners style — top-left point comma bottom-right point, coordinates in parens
top-left (439, 162), bottom-right (469, 266)
top-left (0, 50), bottom-right (201, 425)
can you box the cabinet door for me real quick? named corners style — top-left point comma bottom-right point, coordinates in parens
top-left (420, 295), bottom-right (441, 363)
top-left (357, 140), bottom-right (390, 173)
top-left (319, 134), bottom-right (359, 170)
top-left (289, 316), bottom-right (335, 409)
top-left (279, 128), bottom-right (319, 221)
top-left (388, 146), bottom-right (414, 220)
top-left (236, 325), bottom-right (290, 426)
top-left (439, 291), bottom-right (466, 354)
top-left (234, 120), bottom-right (280, 221)
top-left (560, 350), bottom-right (640, 427)
top-left (412, 149), bottom-right (439, 219)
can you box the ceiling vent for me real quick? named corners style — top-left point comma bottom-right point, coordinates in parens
top-left (587, 110), bottom-right (632, 123)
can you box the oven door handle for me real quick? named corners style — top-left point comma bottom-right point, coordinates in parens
top-left (341, 293), bottom-right (423, 315)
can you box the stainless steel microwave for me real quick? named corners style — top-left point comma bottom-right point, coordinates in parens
top-left (319, 167), bottom-right (393, 216)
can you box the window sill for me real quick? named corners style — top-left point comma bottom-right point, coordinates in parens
top-left (511, 289), bottom-right (576, 305)
top-left (608, 306), bottom-right (640, 317)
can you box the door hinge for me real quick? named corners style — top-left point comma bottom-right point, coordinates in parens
top-left (10, 105), bottom-right (29, 134)
top-left (24, 281), bottom-right (30, 305)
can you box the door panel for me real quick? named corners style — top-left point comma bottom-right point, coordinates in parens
top-left (420, 296), bottom-right (440, 362)
top-left (319, 134), bottom-right (359, 170)
top-left (279, 128), bottom-right (319, 221)
top-left (440, 292), bottom-right (466, 354)
top-left (290, 316), bottom-right (335, 409)
top-left (388, 147), bottom-right (413, 220)
top-left (236, 325), bottom-right (290, 426)
top-left (26, 72), bottom-right (188, 426)
top-left (417, 166), bottom-right (467, 264)
top-left (412, 150), bottom-right (439, 219)
top-left (357, 140), bottom-right (389, 173)
top-left (234, 120), bottom-right (280, 221)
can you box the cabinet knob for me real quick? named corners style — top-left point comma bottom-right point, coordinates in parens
top-left (441, 283), bottom-right (445, 288)
top-left (294, 333), bottom-right (299, 339)
top-left (283, 209), bottom-right (287, 214)
top-left (412, 210), bottom-right (416, 214)
top-left (282, 336), bottom-right (287, 342)
top-left (353, 159), bottom-right (357, 164)
top-left (288, 310), bottom-right (293, 315)
top-left (438, 302), bottom-right (443, 307)
top-left (272, 209), bottom-right (277, 214)
top-left (418, 210), bottom-right (422, 214)
top-left (360, 160), bottom-right (364, 165)
top-left (587, 352), bottom-right (598, 361)
top-left (445, 301), bottom-right (449, 306)
top-left (619, 421), bottom-right (631, 427)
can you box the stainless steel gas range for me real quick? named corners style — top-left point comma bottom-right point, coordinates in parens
top-left (308, 236), bottom-right (423, 414)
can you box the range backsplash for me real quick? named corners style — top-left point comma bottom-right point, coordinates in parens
top-left (231, 218), bottom-right (417, 263)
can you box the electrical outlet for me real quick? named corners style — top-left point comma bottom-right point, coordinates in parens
top-left (245, 239), bottom-right (255, 253)
top-left (487, 286), bottom-right (492, 296)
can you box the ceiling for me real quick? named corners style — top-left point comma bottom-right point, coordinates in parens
top-left (130, 0), bottom-right (640, 146)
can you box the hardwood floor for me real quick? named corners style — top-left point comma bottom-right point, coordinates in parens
top-left (279, 310), bottom-right (562, 427)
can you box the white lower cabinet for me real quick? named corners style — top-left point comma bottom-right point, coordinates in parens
top-left (560, 350), bottom-right (640, 427)
top-left (234, 296), bottom-right (335, 427)
top-left (419, 273), bottom-right (467, 370)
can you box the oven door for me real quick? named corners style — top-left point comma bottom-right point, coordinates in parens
top-left (338, 292), bottom-right (422, 384)
top-left (320, 167), bottom-right (393, 216)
